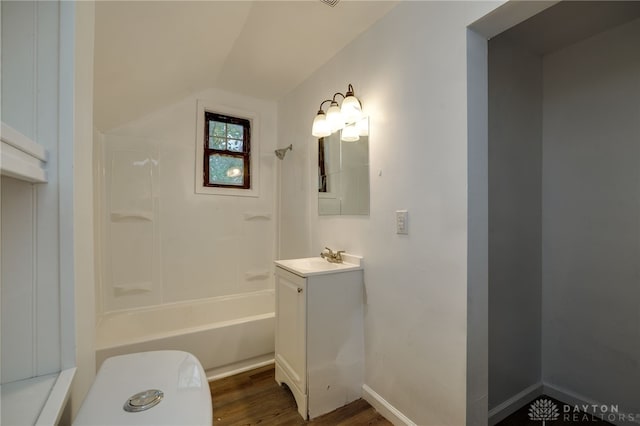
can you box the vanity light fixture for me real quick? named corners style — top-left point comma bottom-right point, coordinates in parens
top-left (311, 84), bottom-right (363, 141)
top-left (356, 116), bottom-right (369, 136)
top-left (341, 85), bottom-right (362, 124)
top-left (326, 99), bottom-right (344, 132)
top-left (312, 99), bottom-right (333, 138)
top-left (341, 123), bottom-right (360, 142)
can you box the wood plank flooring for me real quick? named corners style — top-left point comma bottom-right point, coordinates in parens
top-left (209, 364), bottom-right (392, 425)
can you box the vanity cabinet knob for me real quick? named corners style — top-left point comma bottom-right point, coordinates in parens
top-left (297, 287), bottom-right (303, 293)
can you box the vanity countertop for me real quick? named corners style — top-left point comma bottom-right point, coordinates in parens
top-left (275, 254), bottom-right (362, 277)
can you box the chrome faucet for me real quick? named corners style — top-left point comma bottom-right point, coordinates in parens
top-left (320, 247), bottom-right (345, 263)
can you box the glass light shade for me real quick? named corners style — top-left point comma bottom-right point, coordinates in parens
top-left (341, 123), bottom-right (360, 142)
top-left (341, 95), bottom-right (362, 124)
top-left (312, 112), bottom-right (331, 137)
top-left (356, 116), bottom-right (369, 136)
top-left (326, 102), bottom-right (344, 132)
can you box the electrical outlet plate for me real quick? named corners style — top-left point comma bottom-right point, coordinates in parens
top-left (396, 210), bottom-right (408, 235)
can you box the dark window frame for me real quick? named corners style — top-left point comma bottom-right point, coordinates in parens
top-left (203, 111), bottom-right (251, 189)
top-left (318, 137), bottom-right (328, 192)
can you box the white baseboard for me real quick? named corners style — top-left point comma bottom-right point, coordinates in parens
top-left (544, 382), bottom-right (640, 426)
top-left (206, 354), bottom-right (274, 382)
top-left (488, 382), bottom-right (543, 425)
top-left (362, 384), bottom-right (417, 426)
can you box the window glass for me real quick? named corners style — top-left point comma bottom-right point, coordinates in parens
top-left (204, 112), bottom-right (250, 189)
top-left (208, 154), bottom-right (244, 186)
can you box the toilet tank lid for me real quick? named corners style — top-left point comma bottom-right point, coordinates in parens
top-left (73, 351), bottom-right (212, 426)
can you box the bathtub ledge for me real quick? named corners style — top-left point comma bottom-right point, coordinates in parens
top-left (206, 354), bottom-right (274, 381)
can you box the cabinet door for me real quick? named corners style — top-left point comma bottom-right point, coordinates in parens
top-left (275, 270), bottom-right (306, 392)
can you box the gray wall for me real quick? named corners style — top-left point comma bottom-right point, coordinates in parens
top-left (488, 34), bottom-right (543, 410)
top-left (467, 28), bottom-right (489, 426)
top-left (542, 17), bottom-right (640, 417)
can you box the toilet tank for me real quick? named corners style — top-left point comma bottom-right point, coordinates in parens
top-left (74, 351), bottom-right (212, 426)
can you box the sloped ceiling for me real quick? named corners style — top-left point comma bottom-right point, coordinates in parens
top-left (500, 0), bottom-right (640, 55)
top-left (94, 1), bottom-right (398, 131)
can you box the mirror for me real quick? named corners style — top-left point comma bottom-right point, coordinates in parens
top-left (318, 117), bottom-right (369, 215)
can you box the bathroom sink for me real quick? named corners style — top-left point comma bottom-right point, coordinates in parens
top-left (275, 255), bottom-right (362, 277)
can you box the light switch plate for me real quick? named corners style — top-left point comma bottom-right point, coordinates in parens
top-left (396, 210), bottom-right (408, 235)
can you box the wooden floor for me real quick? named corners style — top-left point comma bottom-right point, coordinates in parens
top-left (210, 366), bottom-right (616, 425)
top-left (209, 364), bottom-right (392, 425)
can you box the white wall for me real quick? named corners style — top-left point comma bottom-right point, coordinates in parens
top-left (1, 177), bottom-right (38, 383)
top-left (488, 35), bottom-right (542, 409)
top-left (278, 2), bottom-right (501, 424)
top-left (1, 0), bottom-right (65, 383)
top-left (97, 88), bottom-right (277, 313)
top-left (70, 0), bottom-right (97, 418)
top-left (0, 1), bottom-right (93, 419)
top-left (542, 17), bottom-right (640, 419)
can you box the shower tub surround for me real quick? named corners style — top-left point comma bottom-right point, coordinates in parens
top-left (96, 289), bottom-right (275, 379)
top-left (94, 89), bottom-right (278, 380)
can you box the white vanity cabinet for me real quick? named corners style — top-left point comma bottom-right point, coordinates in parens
top-left (274, 256), bottom-right (364, 420)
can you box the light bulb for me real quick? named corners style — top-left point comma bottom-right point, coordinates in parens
top-left (341, 94), bottom-right (362, 124)
top-left (326, 101), bottom-right (344, 132)
top-left (341, 123), bottom-right (360, 142)
top-left (312, 111), bottom-right (331, 137)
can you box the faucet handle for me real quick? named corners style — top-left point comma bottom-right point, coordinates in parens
top-left (320, 247), bottom-right (331, 259)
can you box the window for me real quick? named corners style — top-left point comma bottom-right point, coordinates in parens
top-left (204, 112), bottom-right (251, 189)
top-left (195, 101), bottom-right (260, 197)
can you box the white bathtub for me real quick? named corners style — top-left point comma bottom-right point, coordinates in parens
top-left (95, 290), bottom-right (275, 379)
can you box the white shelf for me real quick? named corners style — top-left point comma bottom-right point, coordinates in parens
top-left (1, 122), bottom-right (48, 183)
top-left (0, 368), bottom-right (76, 426)
top-left (243, 212), bottom-right (272, 220)
top-left (110, 211), bottom-right (154, 222)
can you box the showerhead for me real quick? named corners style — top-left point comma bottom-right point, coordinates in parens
top-left (275, 144), bottom-right (293, 160)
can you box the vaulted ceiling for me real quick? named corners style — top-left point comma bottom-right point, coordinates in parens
top-left (94, 1), bottom-right (398, 131)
